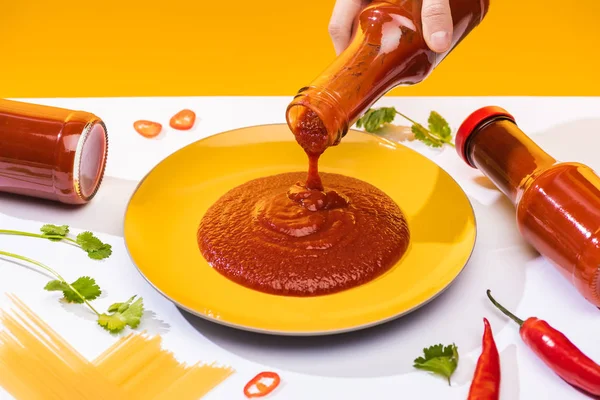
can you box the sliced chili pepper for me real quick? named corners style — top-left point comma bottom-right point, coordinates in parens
top-left (133, 120), bottom-right (162, 138)
top-left (169, 109), bottom-right (196, 130)
top-left (243, 371), bottom-right (281, 398)
top-left (468, 317), bottom-right (501, 400)
top-left (487, 289), bottom-right (600, 396)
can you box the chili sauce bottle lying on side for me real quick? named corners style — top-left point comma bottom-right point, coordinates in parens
top-left (286, 0), bottom-right (490, 150)
top-left (0, 99), bottom-right (108, 205)
top-left (456, 106), bottom-right (600, 307)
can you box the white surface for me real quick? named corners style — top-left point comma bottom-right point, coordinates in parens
top-left (1, 96), bottom-right (600, 399)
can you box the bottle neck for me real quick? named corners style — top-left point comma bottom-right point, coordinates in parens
top-left (286, 87), bottom-right (349, 153)
top-left (465, 118), bottom-right (556, 204)
top-left (287, 0), bottom-right (488, 145)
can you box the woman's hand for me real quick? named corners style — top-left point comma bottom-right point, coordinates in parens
top-left (328, 0), bottom-right (453, 55)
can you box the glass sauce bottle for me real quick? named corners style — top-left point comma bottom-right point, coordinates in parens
top-left (286, 0), bottom-right (490, 151)
top-left (0, 99), bottom-right (108, 205)
top-left (456, 106), bottom-right (600, 307)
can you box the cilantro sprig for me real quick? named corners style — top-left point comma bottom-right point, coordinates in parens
top-left (0, 224), bottom-right (112, 260)
top-left (44, 276), bottom-right (102, 304)
top-left (356, 107), bottom-right (454, 148)
top-left (413, 343), bottom-right (459, 385)
top-left (98, 296), bottom-right (144, 333)
top-left (0, 250), bottom-right (143, 334)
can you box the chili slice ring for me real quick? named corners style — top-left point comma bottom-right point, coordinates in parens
top-left (243, 371), bottom-right (281, 398)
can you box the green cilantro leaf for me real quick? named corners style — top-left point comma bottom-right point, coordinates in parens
top-left (428, 111), bottom-right (452, 141)
top-left (40, 224), bottom-right (70, 241)
top-left (411, 124), bottom-right (442, 148)
top-left (356, 107), bottom-right (397, 132)
top-left (44, 276), bottom-right (102, 303)
top-left (356, 107), bottom-right (455, 148)
top-left (413, 343), bottom-right (459, 385)
top-left (76, 231), bottom-right (112, 260)
top-left (0, 249), bottom-right (147, 337)
top-left (1, 226), bottom-right (112, 260)
top-left (107, 295), bottom-right (137, 313)
top-left (98, 296), bottom-right (144, 334)
top-left (44, 280), bottom-right (70, 292)
top-left (40, 224), bottom-right (70, 236)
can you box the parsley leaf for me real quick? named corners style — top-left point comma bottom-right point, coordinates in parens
top-left (44, 276), bottom-right (102, 303)
top-left (98, 296), bottom-right (144, 334)
top-left (76, 231), bottom-right (112, 260)
top-left (413, 343), bottom-right (459, 385)
top-left (356, 107), bottom-right (397, 132)
top-left (356, 107), bottom-right (454, 148)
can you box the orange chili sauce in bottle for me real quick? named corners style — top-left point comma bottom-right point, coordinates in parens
top-left (456, 106), bottom-right (600, 307)
top-left (0, 99), bottom-right (108, 205)
top-left (286, 0), bottom-right (490, 170)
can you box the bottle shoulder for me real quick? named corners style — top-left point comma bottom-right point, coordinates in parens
top-left (516, 161), bottom-right (599, 210)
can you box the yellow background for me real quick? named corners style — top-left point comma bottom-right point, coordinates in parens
top-left (1, 0), bottom-right (598, 97)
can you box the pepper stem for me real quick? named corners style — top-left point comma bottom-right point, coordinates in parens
top-left (486, 289), bottom-right (524, 327)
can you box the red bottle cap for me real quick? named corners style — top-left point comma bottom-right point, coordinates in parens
top-left (455, 106), bottom-right (515, 168)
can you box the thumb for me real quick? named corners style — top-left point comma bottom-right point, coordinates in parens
top-left (421, 0), bottom-right (453, 53)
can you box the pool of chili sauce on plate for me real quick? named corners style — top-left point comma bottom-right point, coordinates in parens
top-left (197, 110), bottom-right (410, 296)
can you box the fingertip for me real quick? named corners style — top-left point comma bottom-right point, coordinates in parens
top-left (428, 30), bottom-right (452, 53)
top-left (421, 0), bottom-right (453, 53)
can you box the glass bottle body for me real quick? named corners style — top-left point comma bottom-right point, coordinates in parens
top-left (0, 99), bottom-right (108, 205)
top-left (286, 0), bottom-right (490, 152)
top-left (463, 112), bottom-right (600, 306)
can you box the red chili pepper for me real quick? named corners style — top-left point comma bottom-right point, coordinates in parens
top-left (487, 290), bottom-right (600, 396)
top-left (169, 109), bottom-right (196, 130)
top-left (467, 317), bottom-right (501, 400)
top-left (243, 371), bottom-right (281, 398)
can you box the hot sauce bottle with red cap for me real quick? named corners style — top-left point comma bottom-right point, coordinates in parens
top-left (0, 99), bottom-right (108, 205)
top-left (456, 106), bottom-right (600, 307)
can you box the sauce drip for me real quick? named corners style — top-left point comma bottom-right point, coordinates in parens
top-left (198, 172), bottom-right (409, 297)
top-left (293, 108), bottom-right (329, 191)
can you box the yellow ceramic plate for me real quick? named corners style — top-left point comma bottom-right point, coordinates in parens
top-left (124, 124), bottom-right (476, 336)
